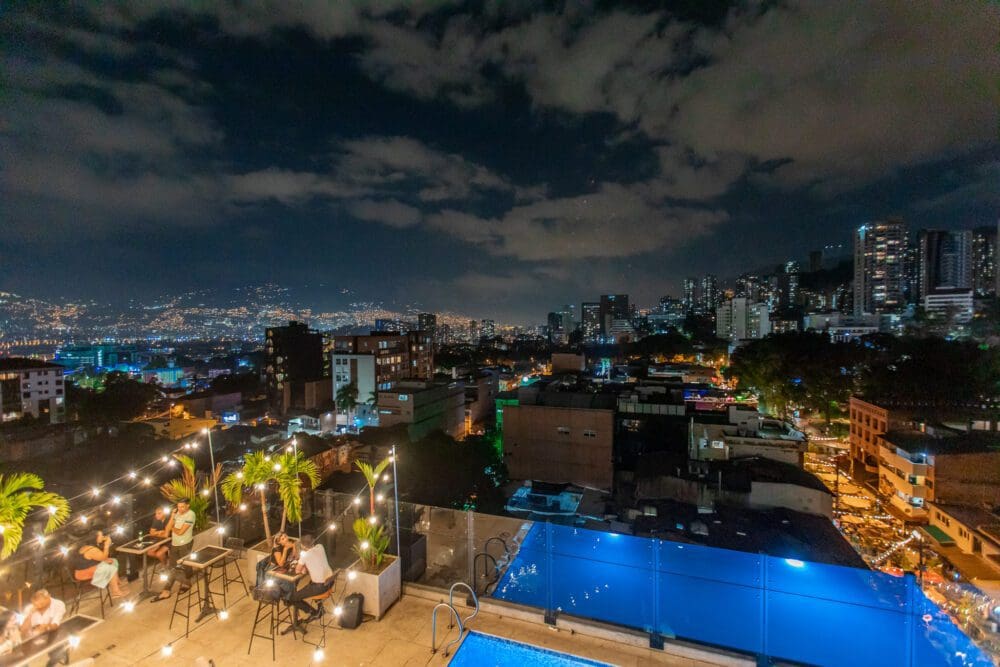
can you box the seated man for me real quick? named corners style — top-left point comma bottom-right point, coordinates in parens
top-left (283, 534), bottom-right (334, 634)
top-left (19, 589), bottom-right (67, 667)
top-left (148, 506), bottom-right (170, 568)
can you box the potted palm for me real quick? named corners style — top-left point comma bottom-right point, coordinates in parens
top-left (160, 454), bottom-right (221, 549)
top-left (0, 472), bottom-right (70, 559)
top-left (343, 457), bottom-right (400, 619)
top-left (220, 449), bottom-right (319, 567)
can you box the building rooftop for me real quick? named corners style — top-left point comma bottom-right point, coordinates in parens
top-left (882, 428), bottom-right (1000, 455)
top-left (931, 502), bottom-right (1000, 534)
top-left (633, 501), bottom-right (865, 568)
top-left (0, 357), bottom-right (63, 371)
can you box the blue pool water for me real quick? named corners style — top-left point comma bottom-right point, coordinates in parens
top-left (449, 632), bottom-right (611, 667)
top-left (493, 523), bottom-right (993, 667)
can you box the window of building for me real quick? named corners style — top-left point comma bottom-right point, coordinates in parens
top-left (583, 430), bottom-right (597, 438)
top-left (557, 427), bottom-right (570, 435)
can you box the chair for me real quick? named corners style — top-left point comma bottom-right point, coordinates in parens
top-left (66, 567), bottom-right (114, 619)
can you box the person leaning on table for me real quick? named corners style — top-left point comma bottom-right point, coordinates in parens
top-left (152, 498), bottom-right (197, 602)
top-left (282, 534), bottom-right (335, 634)
top-left (20, 589), bottom-right (68, 667)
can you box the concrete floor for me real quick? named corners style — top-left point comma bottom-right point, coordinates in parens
top-left (55, 563), bottom-right (731, 666)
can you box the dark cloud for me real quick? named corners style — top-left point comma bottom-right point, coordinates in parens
top-left (1, 1), bottom-right (997, 320)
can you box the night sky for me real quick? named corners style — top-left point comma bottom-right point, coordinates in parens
top-left (2, 1), bottom-right (998, 322)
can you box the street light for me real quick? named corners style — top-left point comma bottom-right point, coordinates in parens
top-left (203, 428), bottom-right (222, 539)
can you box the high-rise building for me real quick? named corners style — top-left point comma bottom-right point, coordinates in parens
top-left (266, 321), bottom-right (326, 410)
top-left (777, 261), bottom-right (800, 310)
top-left (735, 273), bottom-right (762, 302)
top-left (480, 319), bottom-right (496, 340)
top-left (682, 278), bottom-right (697, 313)
top-left (581, 302), bottom-right (601, 342)
top-left (716, 298), bottom-right (770, 340)
top-left (547, 311), bottom-right (565, 343)
top-left (917, 229), bottom-right (973, 300)
top-left (699, 275), bottom-right (719, 314)
top-left (853, 219), bottom-right (907, 315)
top-left (417, 313), bottom-right (437, 348)
top-left (599, 294), bottom-right (629, 339)
top-left (972, 224), bottom-right (998, 297)
top-left (558, 304), bottom-right (576, 335)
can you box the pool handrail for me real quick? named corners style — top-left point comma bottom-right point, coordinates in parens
top-left (431, 602), bottom-right (464, 656)
top-left (449, 581), bottom-right (480, 626)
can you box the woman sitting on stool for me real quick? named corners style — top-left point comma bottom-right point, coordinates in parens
top-left (71, 529), bottom-right (129, 599)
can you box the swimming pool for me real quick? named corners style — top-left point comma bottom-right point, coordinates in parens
top-left (492, 522), bottom-right (993, 667)
top-left (449, 632), bottom-right (612, 667)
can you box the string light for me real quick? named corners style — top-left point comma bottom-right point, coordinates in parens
top-left (219, 609), bottom-right (229, 621)
top-left (112, 496), bottom-right (121, 505)
top-left (353, 497), bottom-right (361, 506)
top-left (368, 516), bottom-right (377, 525)
top-left (160, 456), bottom-right (169, 463)
top-left (273, 463), bottom-right (282, 472)
top-left (347, 570), bottom-right (357, 581)
top-left (239, 503), bottom-right (247, 512)
top-left (123, 601), bottom-right (135, 613)
top-left (143, 477), bottom-right (152, 486)
top-left (91, 488), bottom-right (101, 497)
top-left (162, 645), bottom-right (173, 657)
top-left (313, 649), bottom-right (325, 662)
top-left (360, 541), bottom-right (370, 550)
top-left (68, 636), bottom-right (80, 648)
top-left (375, 494), bottom-right (384, 503)
top-left (328, 523), bottom-right (337, 531)
top-left (128, 471), bottom-right (137, 480)
top-left (47, 505), bottom-right (57, 515)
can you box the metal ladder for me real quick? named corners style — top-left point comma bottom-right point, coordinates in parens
top-left (473, 536), bottom-right (510, 595)
top-left (430, 582), bottom-right (480, 657)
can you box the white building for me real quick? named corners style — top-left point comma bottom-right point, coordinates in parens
top-left (923, 288), bottom-right (974, 323)
top-left (331, 352), bottom-right (377, 428)
top-left (0, 359), bottom-right (66, 424)
top-left (716, 298), bottom-right (770, 341)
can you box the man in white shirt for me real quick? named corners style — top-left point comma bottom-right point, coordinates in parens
top-left (19, 589), bottom-right (68, 666)
top-left (283, 534), bottom-right (335, 633)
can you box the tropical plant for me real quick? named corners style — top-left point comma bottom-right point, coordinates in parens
top-left (221, 449), bottom-right (320, 542)
top-left (160, 454), bottom-right (221, 531)
top-left (336, 382), bottom-right (360, 429)
top-left (352, 517), bottom-right (390, 572)
top-left (355, 457), bottom-right (391, 515)
top-left (0, 472), bottom-right (70, 559)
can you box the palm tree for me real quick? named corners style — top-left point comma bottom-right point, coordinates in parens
top-left (355, 457), bottom-right (391, 515)
top-left (335, 382), bottom-right (360, 431)
top-left (160, 454), bottom-right (222, 531)
top-left (221, 449), bottom-right (319, 542)
top-left (0, 472), bottom-right (70, 559)
top-left (274, 450), bottom-right (320, 534)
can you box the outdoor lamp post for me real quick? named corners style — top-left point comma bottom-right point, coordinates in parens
top-left (391, 445), bottom-right (401, 562)
top-left (292, 437), bottom-right (302, 539)
top-left (203, 428), bottom-right (222, 536)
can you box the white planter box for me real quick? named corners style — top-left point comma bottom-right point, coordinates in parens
top-left (344, 556), bottom-right (401, 620)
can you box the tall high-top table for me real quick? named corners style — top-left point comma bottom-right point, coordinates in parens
top-left (116, 535), bottom-right (170, 600)
top-left (179, 546), bottom-right (231, 622)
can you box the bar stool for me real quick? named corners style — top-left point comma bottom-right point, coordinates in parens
top-left (302, 586), bottom-right (339, 650)
top-left (66, 566), bottom-right (114, 619)
top-left (221, 538), bottom-right (249, 597)
top-left (248, 594), bottom-right (298, 662)
top-left (169, 582), bottom-right (200, 638)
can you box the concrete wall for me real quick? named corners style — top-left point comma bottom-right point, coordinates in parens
top-left (748, 482), bottom-right (832, 518)
top-left (503, 404), bottom-right (614, 491)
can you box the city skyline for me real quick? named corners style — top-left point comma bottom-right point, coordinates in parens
top-left (3, 2), bottom-right (998, 322)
